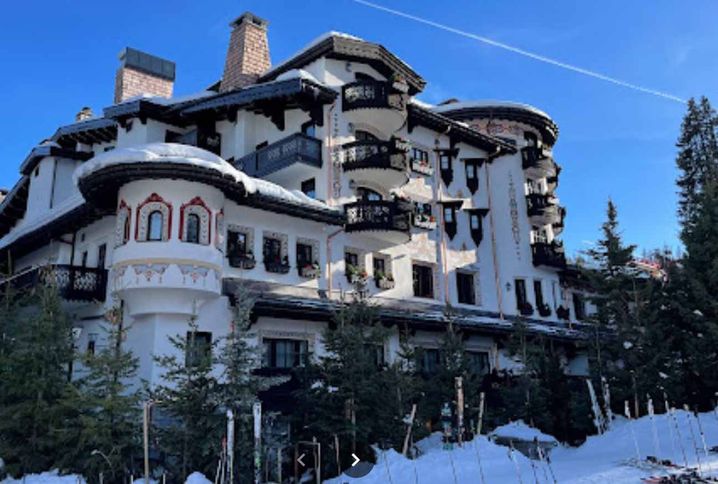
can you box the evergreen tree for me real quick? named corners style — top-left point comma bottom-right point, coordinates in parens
top-left (153, 311), bottom-right (223, 481)
top-left (0, 282), bottom-right (76, 475)
top-left (57, 304), bottom-right (141, 481)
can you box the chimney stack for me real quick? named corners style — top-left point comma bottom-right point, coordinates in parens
top-left (113, 47), bottom-right (176, 104)
top-left (220, 12), bottom-right (270, 93)
top-left (75, 106), bottom-right (94, 122)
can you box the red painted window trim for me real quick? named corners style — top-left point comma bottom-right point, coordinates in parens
top-left (179, 196), bottom-right (212, 243)
top-left (135, 193), bottom-right (172, 241)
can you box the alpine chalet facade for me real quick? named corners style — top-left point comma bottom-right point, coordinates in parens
top-left (0, 12), bottom-right (593, 392)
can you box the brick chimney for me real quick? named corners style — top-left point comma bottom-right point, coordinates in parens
top-left (219, 12), bottom-right (270, 93)
top-left (113, 47), bottom-right (176, 103)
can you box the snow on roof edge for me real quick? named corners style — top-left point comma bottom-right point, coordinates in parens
top-left (432, 100), bottom-right (553, 121)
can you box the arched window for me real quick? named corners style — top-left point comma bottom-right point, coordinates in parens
top-left (185, 213), bottom-right (200, 244)
top-left (123, 216), bottom-right (131, 243)
top-left (115, 200), bottom-right (132, 247)
top-left (180, 196), bottom-right (211, 245)
top-left (136, 193), bottom-right (172, 242)
top-left (148, 211), bottom-right (163, 241)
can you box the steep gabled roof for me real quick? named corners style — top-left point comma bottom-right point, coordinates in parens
top-left (259, 33), bottom-right (426, 95)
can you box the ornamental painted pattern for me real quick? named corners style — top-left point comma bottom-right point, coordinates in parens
top-left (508, 174), bottom-right (521, 260)
top-left (132, 263), bottom-right (169, 283)
top-left (177, 264), bottom-right (210, 284)
top-left (115, 200), bottom-right (131, 248)
top-left (215, 210), bottom-right (224, 250)
top-left (179, 196), bottom-right (211, 245)
top-left (136, 193), bottom-right (172, 242)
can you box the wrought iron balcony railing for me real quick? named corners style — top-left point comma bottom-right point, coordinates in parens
top-left (235, 133), bottom-right (322, 178)
top-left (531, 241), bottom-right (566, 269)
top-left (341, 137), bottom-right (410, 173)
top-left (526, 193), bottom-right (558, 217)
top-left (341, 80), bottom-right (408, 112)
top-left (5, 265), bottom-right (108, 302)
top-left (344, 200), bottom-right (412, 235)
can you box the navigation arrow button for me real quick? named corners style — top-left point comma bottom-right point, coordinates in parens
top-left (297, 453), bottom-right (306, 467)
top-left (351, 453), bottom-right (360, 467)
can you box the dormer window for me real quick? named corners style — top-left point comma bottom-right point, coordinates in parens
top-left (465, 208), bottom-right (488, 245)
top-left (136, 193), bottom-right (171, 242)
top-left (440, 201), bottom-right (462, 240)
top-left (463, 159), bottom-right (482, 194)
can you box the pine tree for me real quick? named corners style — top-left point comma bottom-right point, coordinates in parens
top-left (0, 282), bottom-right (76, 476)
top-left (57, 304), bottom-right (141, 481)
top-left (153, 311), bottom-right (223, 481)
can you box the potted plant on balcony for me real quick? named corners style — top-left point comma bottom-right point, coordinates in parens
top-left (556, 305), bottom-right (570, 321)
top-left (374, 270), bottom-right (395, 290)
top-left (229, 250), bottom-right (256, 270)
top-left (538, 303), bottom-right (552, 317)
top-left (413, 212), bottom-right (436, 230)
top-left (346, 264), bottom-right (368, 284)
top-left (265, 255), bottom-right (290, 274)
top-left (518, 302), bottom-right (534, 316)
top-left (299, 261), bottom-right (321, 279)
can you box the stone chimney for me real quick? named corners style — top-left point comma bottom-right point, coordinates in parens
top-left (113, 47), bottom-right (176, 103)
top-left (75, 106), bottom-right (94, 122)
top-left (219, 12), bottom-right (270, 93)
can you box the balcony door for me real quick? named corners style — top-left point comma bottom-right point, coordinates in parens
top-left (357, 187), bottom-right (382, 201)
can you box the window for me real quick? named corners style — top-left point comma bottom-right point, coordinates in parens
top-left (515, 279), bottom-right (528, 309)
top-left (97, 244), bottom-right (107, 269)
top-left (228, 230), bottom-right (248, 255)
top-left (413, 264), bottom-right (434, 298)
top-left (148, 211), bottom-right (163, 241)
top-left (573, 292), bottom-right (586, 320)
top-left (86, 333), bottom-right (98, 356)
top-left (263, 338), bottom-right (308, 368)
top-left (263, 237), bottom-right (283, 263)
top-left (81, 251), bottom-right (88, 268)
top-left (524, 131), bottom-right (539, 147)
top-left (123, 216), bottom-right (130, 243)
top-left (466, 351), bottom-right (489, 376)
top-left (420, 348), bottom-right (440, 374)
top-left (185, 213), bottom-right (200, 244)
top-left (534, 280), bottom-right (545, 307)
top-left (345, 251), bottom-right (359, 268)
top-left (301, 178), bottom-right (316, 199)
top-left (185, 331), bottom-right (212, 367)
top-left (355, 129), bottom-right (378, 141)
top-left (443, 206), bottom-right (455, 224)
top-left (116, 201), bottom-right (132, 247)
top-left (465, 161), bottom-right (479, 194)
top-left (357, 187), bottom-right (382, 201)
top-left (439, 152), bottom-right (451, 171)
top-left (365, 344), bottom-right (385, 367)
top-left (301, 121), bottom-right (317, 137)
top-left (442, 205), bottom-right (458, 239)
top-left (297, 242), bottom-right (313, 268)
top-left (469, 213), bottom-right (480, 230)
top-left (373, 257), bottom-right (385, 277)
top-left (457, 272), bottom-right (476, 305)
top-left (412, 147), bottom-right (429, 163)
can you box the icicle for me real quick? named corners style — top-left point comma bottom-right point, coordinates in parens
top-left (624, 400), bottom-right (641, 463)
top-left (647, 396), bottom-right (661, 458)
top-left (601, 377), bottom-right (613, 429)
top-left (587, 379), bottom-right (605, 434)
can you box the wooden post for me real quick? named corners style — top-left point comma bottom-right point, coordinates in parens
top-left (477, 392), bottom-right (485, 436)
top-left (456, 377), bottom-right (464, 446)
top-left (402, 404), bottom-right (417, 456)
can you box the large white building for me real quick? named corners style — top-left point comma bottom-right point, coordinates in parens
top-left (0, 12), bottom-right (593, 397)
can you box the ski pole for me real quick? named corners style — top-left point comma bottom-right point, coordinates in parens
top-left (625, 400), bottom-right (641, 463)
top-left (602, 377), bottom-right (613, 429)
top-left (536, 440), bottom-right (557, 484)
top-left (693, 407), bottom-right (711, 473)
top-left (508, 440), bottom-right (525, 484)
top-left (532, 437), bottom-right (549, 484)
top-left (647, 396), bottom-right (661, 458)
top-left (528, 449), bottom-right (540, 484)
top-left (664, 394), bottom-right (679, 466)
top-left (683, 405), bottom-right (703, 476)
top-left (669, 406), bottom-right (689, 468)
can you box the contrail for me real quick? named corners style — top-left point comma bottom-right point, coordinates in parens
top-left (353, 0), bottom-right (687, 104)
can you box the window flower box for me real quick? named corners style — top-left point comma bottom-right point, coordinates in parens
top-left (299, 262), bottom-right (321, 279)
top-left (538, 303), bottom-right (552, 317)
top-left (374, 271), bottom-right (395, 290)
top-left (518, 302), bottom-right (534, 316)
top-left (264, 256), bottom-right (290, 274)
top-left (228, 252), bottom-right (256, 270)
top-left (346, 264), bottom-right (368, 284)
top-left (413, 213), bottom-right (437, 230)
top-left (556, 305), bottom-right (570, 320)
top-left (411, 158), bottom-right (434, 176)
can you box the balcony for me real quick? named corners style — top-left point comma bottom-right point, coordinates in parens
top-left (344, 200), bottom-right (412, 244)
top-left (341, 79), bottom-right (409, 134)
top-left (235, 133), bottom-right (322, 181)
top-left (526, 193), bottom-right (562, 226)
top-left (521, 146), bottom-right (558, 179)
top-left (341, 137), bottom-right (410, 189)
top-left (553, 206), bottom-right (566, 235)
top-left (531, 241), bottom-right (566, 269)
top-left (8, 265), bottom-right (107, 302)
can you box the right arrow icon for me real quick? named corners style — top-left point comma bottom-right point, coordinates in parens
top-left (351, 453), bottom-right (360, 467)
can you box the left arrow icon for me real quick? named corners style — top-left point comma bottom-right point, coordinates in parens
top-left (297, 453), bottom-right (306, 467)
top-left (351, 453), bottom-right (360, 467)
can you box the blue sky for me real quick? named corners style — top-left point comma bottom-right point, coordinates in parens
top-left (2, 0), bottom-right (716, 257)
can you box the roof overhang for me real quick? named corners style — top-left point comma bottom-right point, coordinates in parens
top-left (0, 177), bottom-right (29, 238)
top-left (19, 146), bottom-right (93, 176)
top-left (259, 35), bottom-right (426, 95)
top-left (52, 118), bottom-right (118, 147)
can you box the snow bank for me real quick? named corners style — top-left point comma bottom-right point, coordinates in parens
top-left (73, 143), bottom-right (257, 193)
top-left (489, 419), bottom-right (558, 444)
top-left (0, 470), bottom-right (85, 483)
top-left (184, 472), bottom-right (212, 484)
top-left (326, 409), bottom-right (718, 483)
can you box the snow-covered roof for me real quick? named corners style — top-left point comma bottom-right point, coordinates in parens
top-left (432, 100), bottom-right (553, 121)
top-left (266, 31), bottom-right (364, 76)
top-left (252, 178), bottom-right (338, 211)
top-left (275, 68), bottom-right (322, 84)
top-left (73, 143), bottom-right (257, 193)
top-left (113, 90), bottom-right (215, 108)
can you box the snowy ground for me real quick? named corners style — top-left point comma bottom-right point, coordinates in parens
top-left (327, 408), bottom-right (718, 484)
top-left (3, 410), bottom-right (717, 483)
